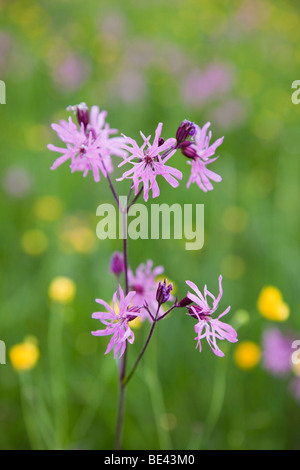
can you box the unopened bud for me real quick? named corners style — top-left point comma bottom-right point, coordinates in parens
top-left (156, 279), bottom-right (173, 305)
top-left (178, 296), bottom-right (193, 308)
top-left (176, 120), bottom-right (196, 145)
top-left (67, 102), bottom-right (89, 129)
top-left (110, 252), bottom-right (124, 276)
top-left (178, 141), bottom-right (197, 159)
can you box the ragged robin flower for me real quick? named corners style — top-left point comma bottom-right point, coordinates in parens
top-left (117, 123), bottom-right (182, 201)
top-left (185, 275), bottom-right (238, 357)
top-left (48, 103), bottom-right (127, 182)
top-left (128, 260), bottom-right (165, 321)
top-left (91, 285), bottom-right (142, 359)
top-left (179, 122), bottom-right (224, 192)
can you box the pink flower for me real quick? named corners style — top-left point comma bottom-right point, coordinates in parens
top-left (117, 123), bottom-right (182, 201)
top-left (128, 260), bottom-right (164, 320)
top-left (181, 63), bottom-right (234, 107)
top-left (51, 53), bottom-right (90, 92)
top-left (91, 285), bottom-right (141, 359)
top-left (184, 123), bottom-right (224, 192)
top-left (262, 328), bottom-right (293, 376)
top-left (185, 275), bottom-right (237, 357)
top-left (48, 103), bottom-right (127, 182)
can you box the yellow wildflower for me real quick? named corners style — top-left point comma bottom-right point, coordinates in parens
top-left (257, 286), bottom-right (290, 321)
top-left (21, 229), bottom-right (48, 256)
top-left (48, 276), bottom-right (76, 304)
top-left (34, 195), bottom-right (63, 221)
top-left (234, 341), bottom-right (261, 370)
top-left (10, 339), bottom-right (40, 371)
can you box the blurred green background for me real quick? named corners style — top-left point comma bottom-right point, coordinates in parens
top-left (1, 0), bottom-right (300, 450)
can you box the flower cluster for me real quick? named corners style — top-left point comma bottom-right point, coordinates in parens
top-left (48, 105), bottom-right (235, 371)
top-left (92, 261), bottom-right (237, 359)
top-left (48, 103), bottom-right (127, 182)
top-left (48, 104), bottom-right (224, 198)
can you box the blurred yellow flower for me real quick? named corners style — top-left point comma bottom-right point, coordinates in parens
top-left (48, 276), bottom-right (76, 304)
top-left (10, 339), bottom-right (40, 371)
top-left (34, 195), bottom-right (63, 221)
top-left (128, 316), bottom-right (143, 329)
top-left (59, 215), bottom-right (97, 254)
top-left (222, 206), bottom-right (249, 233)
top-left (26, 125), bottom-right (51, 152)
top-left (21, 229), bottom-right (48, 256)
top-left (234, 341), bottom-right (261, 370)
top-left (257, 286), bottom-right (290, 321)
top-left (160, 413), bottom-right (178, 431)
top-left (221, 255), bottom-right (245, 280)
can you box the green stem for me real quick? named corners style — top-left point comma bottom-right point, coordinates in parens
top-left (198, 357), bottom-right (228, 449)
top-left (48, 302), bottom-right (68, 449)
top-left (19, 372), bottom-right (44, 450)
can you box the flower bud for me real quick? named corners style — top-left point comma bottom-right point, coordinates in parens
top-left (176, 120), bottom-right (196, 145)
top-left (156, 279), bottom-right (173, 305)
top-left (67, 103), bottom-right (89, 129)
top-left (178, 296), bottom-right (193, 308)
top-left (110, 252), bottom-right (124, 276)
top-left (178, 141), bottom-right (197, 159)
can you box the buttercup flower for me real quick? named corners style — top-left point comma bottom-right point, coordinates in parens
top-left (92, 285), bottom-right (142, 359)
top-left (48, 276), bottom-right (76, 304)
top-left (257, 286), bottom-right (290, 321)
top-left (128, 260), bottom-right (164, 319)
top-left (117, 123), bottom-right (182, 201)
top-left (10, 338), bottom-right (40, 371)
top-left (185, 275), bottom-right (238, 357)
top-left (234, 341), bottom-right (261, 370)
top-left (48, 103), bottom-right (127, 182)
top-left (181, 122), bottom-right (224, 192)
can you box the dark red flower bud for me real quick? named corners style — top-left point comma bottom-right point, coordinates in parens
top-left (67, 103), bottom-right (89, 130)
top-left (176, 120), bottom-right (196, 145)
top-left (156, 279), bottom-right (173, 305)
top-left (178, 296), bottom-right (193, 308)
top-left (110, 252), bottom-right (125, 276)
top-left (178, 141), bottom-right (197, 159)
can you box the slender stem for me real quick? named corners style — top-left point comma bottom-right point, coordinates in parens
top-left (48, 302), bottom-right (68, 449)
top-left (115, 383), bottom-right (126, 450)
top-left (157, 304), bottom-right (179, 321)
top-left (114, 199), bottom-right (130, 450)
top-left (104, 166), bottom-right (119, 207)
top-left (123, 225), bottom-right (129, 296)
top-left (128, 187), bottom-right (143, 209)
top-left (123, 321), bottom-right (156, 387)
top-left (123, 305), bottom-right (160, 386)
top-left (127, 185), bottom-right (133, 205)
top-left (19, 372), bottom-right (43, 450)
top-left (143, 305), bottom-right (155, 322)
